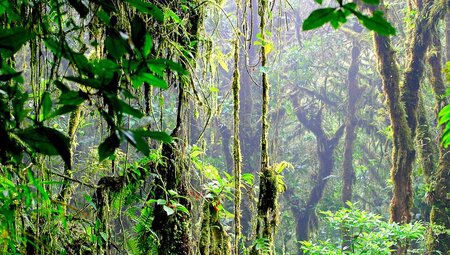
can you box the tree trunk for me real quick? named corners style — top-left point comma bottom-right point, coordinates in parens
top-left (342, 24), bottom-right (363, 205)
top-left (291, 95), bottom-right (344, 255)
top-left (426, 26), bottom-right (450, 254)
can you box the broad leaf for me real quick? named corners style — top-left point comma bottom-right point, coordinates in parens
top-left (17, 127), bottom-right (71, 167)
top-left (41, 92), bottom-right (52, 120)
top-left (124, 0), bottom-right (164, 22)
top-left (133, 130), bottom-right (173, 143)
top-left (98, 132), bottom-right (120, 161)
top-left (0, 27), bottom-right (34, 54)
top-left (353, 10), bottom-right (396, 36)
top-left (132, 72), bottom-right (168, 89)
top-left (302, 8), bottom-right (336, 31)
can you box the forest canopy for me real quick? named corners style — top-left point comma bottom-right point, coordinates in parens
top-left (1, 0), bottom-right (450, 254)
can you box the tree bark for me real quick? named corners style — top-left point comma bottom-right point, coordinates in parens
top-left (426, 26), bottom-right (450, 254)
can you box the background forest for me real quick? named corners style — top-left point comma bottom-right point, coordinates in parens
top-left (1, 0), bottom-right (450, 254)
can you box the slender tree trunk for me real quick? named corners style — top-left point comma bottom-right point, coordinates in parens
top-left (342, 24), bottom-right (363, 205)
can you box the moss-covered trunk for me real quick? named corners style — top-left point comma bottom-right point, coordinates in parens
top-left (372, 0), bottom-right (445, 252)
top-left (426, 26), bottom-right (450, 254)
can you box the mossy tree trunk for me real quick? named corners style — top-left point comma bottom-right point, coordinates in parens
top-left (252, 0), bottom-right (278, 254)
top-left (372, 0), bottom-right (445, 253)
top-left (426, 25), bottom-right (450, 254)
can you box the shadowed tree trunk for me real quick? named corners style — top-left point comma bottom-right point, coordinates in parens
top-left (291, 95), bottom-right (344, 255)
top-left (342, 23), bottom-right (363, 205)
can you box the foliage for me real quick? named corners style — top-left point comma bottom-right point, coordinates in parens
top-left (438, 62), bottom-right (450, 148)
top-left (303, 0), bottom-right (396, 36)
top-left (300, 203), bottom-right (427, 255)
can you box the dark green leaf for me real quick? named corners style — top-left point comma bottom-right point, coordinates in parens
top-left (134, 130), bottom-right (173, 143)
top-left (314, 0), bottom-right (323, 4)
top-left (124, 0), bottom-right (164, 22)
top-left (58, 90), bottom-right (88, 106)
top-left (353, 10), bottom-right (396, 36)
top-left (302, 8), bottom-right (336, 31)
top-left (131, 16), bottom-right (146, 49)
top-left (68, 0), bottom-right (89, 18)
top-left (97, 9), bottom-right (111, 25)
top-left (41, 92), bottom-right (52, 120)
top-left (361, 0), bottom-right (380, 4)
top-left (98, 132), bottom-right (120, 161)
top-left (17, 127), bottom-right (71, 167)
top-left (65, 76), bottom-right (103, 89)
top-left (54, 80), bottom-right (70, 93)
top-left (48, 105), bottom-right (79, 119)
top-left (0, 27), bottom-right (34, 54)
top-left (0, 71), bottom-right (22, 81)
top-left (117, 100), bottom-right (144, 118)
top-left (143, 33), bottom-right (153, 57)
top-left (121, 129), bottom-right (149, 155)
top-left (105, 36), bottom-right (127, 59)
top-left (132, 72), bottom-right (168, 89)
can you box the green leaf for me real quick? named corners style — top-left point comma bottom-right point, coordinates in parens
top-left (131, 16), bottom-right (146, 49)
top-left (0, 71), bottom-right (22, 81)
top-left (132, 72), bottom-right (168, 89)
top-left (0, 27), bottom-right (34, 54)
top-left (48, 105), bottom-right (79, 119)
top-left (361, 0), bottom-right (380, 4)
top-left (58, 90), bottom-right (88, 106)
top-left (143, 33), bottom-right (153, 57)
top-left (105, 36), bottom-right (127, 59)
top-left (121, 129), bottom-right (149, 155)
top-left (117, 100), bottom-right (144, 118)
top-left (156, 199), bottom-right (166, 205)
top-left (352, 10), bottom-right (396, 36)
top-left (17, 127), bottom-right (71, 167)
top-left (67, 0), bottom-right (89, 18)
top-left (64, 76), bottom-right (103, 89)
top-left (314, 0), bottom-right (323, 4)
top-left (176, 204), bottom-right (190, 216)
top-left (302, 8), bottom-right (336, 31)
top-left (163, 205), bottom-right (175, 216)
top-left (41, 92), bottom-right (52, 120)
top-left (97, 9), bottom-right (111, 25)
top-left (98, 132), bottom-right (120, 161)
top-left (124, 0), bottom-right (164, 22)
top-left (54, 80), bottom-right (70, 93)
top-left (133, 130), bottom-right (173, 143)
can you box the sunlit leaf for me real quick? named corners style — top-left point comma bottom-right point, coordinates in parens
top-left (302, 8), bottom-right (336, 31)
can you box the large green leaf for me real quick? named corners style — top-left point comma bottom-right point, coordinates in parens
top-left (17, 127), bottom-right (71, 167)
top-left (98, 132), bottom-right (120, 161)
top-left (124, 0), bottom-right (164, 22)
top-left (132, 72), bottom-right (168, 89)
top-left (121, 129), bottom-right (150, 156)
top-left (302, 8), bottom-right (336, 31)
top-left (134, 130), bottom-right (173, 143)
top-left (352, 10), bottom-right (396, 36)
top-left (0, 27), bottom-right (34, 54)
top-left (41, 92), bottom-right (52, 120)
